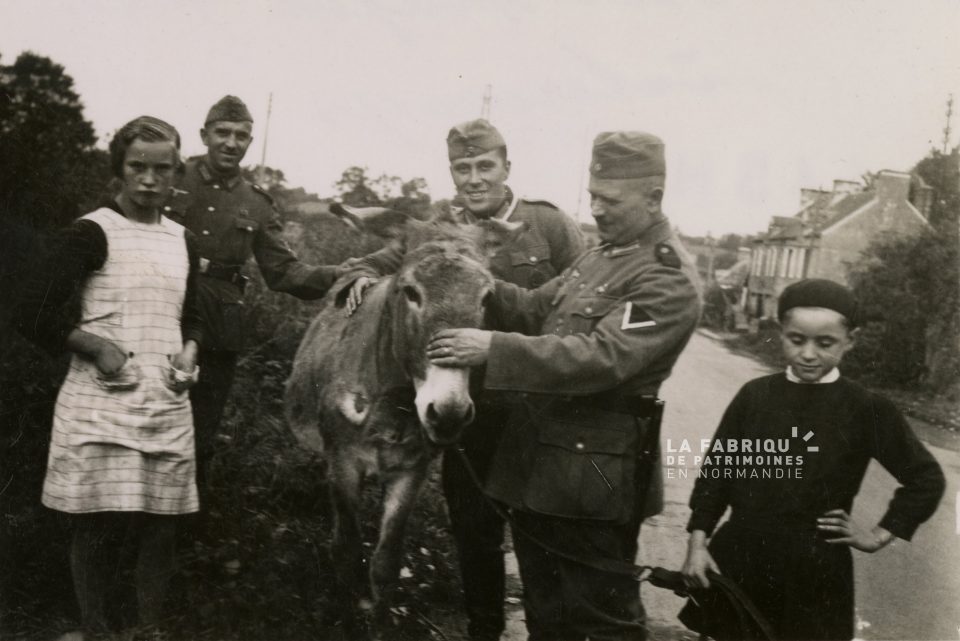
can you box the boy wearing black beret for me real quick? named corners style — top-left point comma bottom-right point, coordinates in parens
top-left (680, 279), bottom-right (945, 640)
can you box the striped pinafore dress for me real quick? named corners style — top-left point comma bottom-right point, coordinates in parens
top-left (42, 208), bottom-right (199, 515)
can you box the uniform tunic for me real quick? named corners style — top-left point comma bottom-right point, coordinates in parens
top-left (684, 373), bottom-right (945, 641)
top-left (484, 216), bottom-right (701, 516)
top-left (164, 157), bottom-right (339, 352)
top-left (37, 208), bottom-right (202, 514)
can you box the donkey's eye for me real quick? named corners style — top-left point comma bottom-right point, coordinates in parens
top-left (403, 285), bottom-right (422, 306)
top-left (481, 292), bottom-right (492, 308)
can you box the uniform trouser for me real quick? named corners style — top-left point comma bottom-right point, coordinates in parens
top-left (189, 349), bottom-right (238, 496)
top-left (511, 510), bottom-right (646, 641)
top-left (441, 403), bottom-right (509, 641)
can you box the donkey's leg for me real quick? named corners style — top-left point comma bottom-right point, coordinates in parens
top-left (328, 450), bottom-right (369, 609)
top-left (370, 464), bottom-right (428, 610)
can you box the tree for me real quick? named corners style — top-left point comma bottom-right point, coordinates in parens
top-left (0, 52), bottom-right (108, 230)
top-left (334, 166), bottom-right (382, 207)
top-left (846, 146), bottom-right (960, 391)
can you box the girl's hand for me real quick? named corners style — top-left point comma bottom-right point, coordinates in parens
top-left (94, 341), bottom-right (128, 376)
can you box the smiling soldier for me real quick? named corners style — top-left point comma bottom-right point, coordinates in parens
top-left (427, 131), bottom-right (702, 641)
top-left (343, 118), bottom-right (585, 641)
top-left (163, 96), bottom-right (343, 498)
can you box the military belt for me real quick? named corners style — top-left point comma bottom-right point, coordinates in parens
top-left (553, 392), bottom-right (661, 417)
top-left (200, 261), bottom-right (248, 289)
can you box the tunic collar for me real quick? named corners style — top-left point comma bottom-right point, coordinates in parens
top-left (598, 216), bottom-right (672, 257)
top-left (786, 367), bottom-right (840, 384)
top-left (197, 158), bottom-right (242, 190)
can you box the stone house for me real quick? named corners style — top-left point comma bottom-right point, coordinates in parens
top-left (745, 170), bottom-right (933, 319)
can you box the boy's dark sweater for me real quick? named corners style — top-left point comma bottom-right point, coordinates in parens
top-left (687, 373), bottom-right (945, 541)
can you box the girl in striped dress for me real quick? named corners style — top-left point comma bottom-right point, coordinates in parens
top-left (17, 116), bottom-right (204, 639)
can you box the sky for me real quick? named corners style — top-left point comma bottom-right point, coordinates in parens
top-left (1, 0), bottom-right (958, 236)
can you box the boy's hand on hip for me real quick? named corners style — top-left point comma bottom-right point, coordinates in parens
top-left (818, 509), bottom-right (894, 552)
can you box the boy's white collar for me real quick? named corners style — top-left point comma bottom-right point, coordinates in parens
top-left (786, 367), bottom-right (840, 384)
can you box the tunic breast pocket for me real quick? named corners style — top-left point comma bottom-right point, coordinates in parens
top-left (567, 295), bottom-right (619, 335)
top-left (231, 217), bottom-right (260, 261)
top-left (509, 244), bottom-right (555, 288)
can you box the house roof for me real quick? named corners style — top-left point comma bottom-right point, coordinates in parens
top-left (816, 191), bottom-right (876, 232)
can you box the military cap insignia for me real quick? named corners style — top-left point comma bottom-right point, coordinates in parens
top-left (655, 243), bottom-right (681, 268)
top-left (594, 162), bottom-right (603, 172)
top-left (621, 302), bottom-right (656, 330)
top-left (466, 145), bottom-right (478, 156)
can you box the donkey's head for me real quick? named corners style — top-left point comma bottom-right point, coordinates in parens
top-left (389, 218), bottom-right (522, 445)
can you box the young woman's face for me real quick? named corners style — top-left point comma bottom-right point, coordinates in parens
top-left (780, 307), bottom-right (857, 382)
top-left (121, 139), bottom-right (178, 211)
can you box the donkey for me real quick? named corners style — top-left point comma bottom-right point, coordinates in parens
top-left (284, 216), bottom-right (521, 624)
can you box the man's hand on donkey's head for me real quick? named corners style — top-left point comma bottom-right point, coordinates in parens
top-left (427, 329), bottom-right (492, 368)
top-left (345, 277), bottom-right (377, 316)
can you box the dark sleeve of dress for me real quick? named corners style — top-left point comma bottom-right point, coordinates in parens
top-left (686, 384), bottom-right (751, 535)
top-left (182, 231), bottom-right (204, 347)
top-left (14, 219), bottom-right (106, 354)
top-left (868, 396), bottom-right (946, 541)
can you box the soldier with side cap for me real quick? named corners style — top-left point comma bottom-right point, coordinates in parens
top-left (343, 118), bottom-right (585, 641)
top-left (163, 96), bottom-right (343, 494)
top-left (427, 131), bottom-right (702, 641)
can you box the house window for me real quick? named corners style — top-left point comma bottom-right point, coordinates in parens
top-left (793, 248), bottom-right (806, 278)
top-left (767, 247), bottom-right (778, 276)
top-left (780, 248), bottom-right (791, 278)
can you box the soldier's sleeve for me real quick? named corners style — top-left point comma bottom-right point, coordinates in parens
top-left (252, 203), bottom-right (340, 300)
top-left (489, 276), bottom-right (564, 335)
top-left (543, 209), bottom-right (586, 273)
top-left (340, 242), bottom-right (405, 281)
top-left (484, 262), bottom-right (700, 394)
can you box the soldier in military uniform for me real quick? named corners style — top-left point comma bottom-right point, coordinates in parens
top-left (428, 131), bottom-right (702, 641)
top-left (344, 119), bottom-right (585, 641)
top-left (163, 96), bottom-right (342, 491)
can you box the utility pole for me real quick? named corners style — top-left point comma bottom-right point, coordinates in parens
top-left (942, 93), bottom-right (953, 154)
top-left (481, 85), bottom-right (492, 120)
top-left (258, 92), bottom-right (273, 185)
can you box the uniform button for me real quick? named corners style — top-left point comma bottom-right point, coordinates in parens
top-left (202, 230), bottom-right (210, 236)
top-left (163, 205), bottom-right (171, 212)
top-left (246, 225), bottom-right (254, 231)
top-left (603, 251), bottom-right (612, 257)
top-left (575, 441), bottom-right (585, 451)
top-left (213, 184), bottom-right (220, 190)
top-left (530, 256), bottom-right (538, 263)
top-left (578, 283), bottom-right (586, 289)
top-left (584, 306), bottom-right (593, 314)
top-left (207, 206), bottom-right (215, 212)
top-left (597, 285), bottom-right (607, 293)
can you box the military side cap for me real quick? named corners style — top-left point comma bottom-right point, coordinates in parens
top-left (777, 278), bottom-right (859, 326)
top-left (590, 131), bottom-right (665, 179)
top-left (447, 119), bottom-right (506, 160)
top-left (205, 95), bottom-right (253, 125)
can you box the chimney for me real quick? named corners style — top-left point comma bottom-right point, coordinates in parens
top-left (832, 180), bottom-right (862, 196)
top-left (800, 188), bottom-right (825, 209)
top-left (874, 170), bottom-right (911, 204)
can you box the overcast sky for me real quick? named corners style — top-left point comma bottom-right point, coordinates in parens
top-left (1, 0), bottom-right (958, 235)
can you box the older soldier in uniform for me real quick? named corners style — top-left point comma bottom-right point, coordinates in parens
top-left (345, 118), bottom-right (584, 641)
top-left (428, 131), bottom-right (701, 641)
top-left (164, 96), bottom-right (342, 491)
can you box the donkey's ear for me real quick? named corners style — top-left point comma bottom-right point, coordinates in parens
top-left (476, 219), bottom-right (527, 258)
top-left (330, 203), bottom-right (411, 240)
